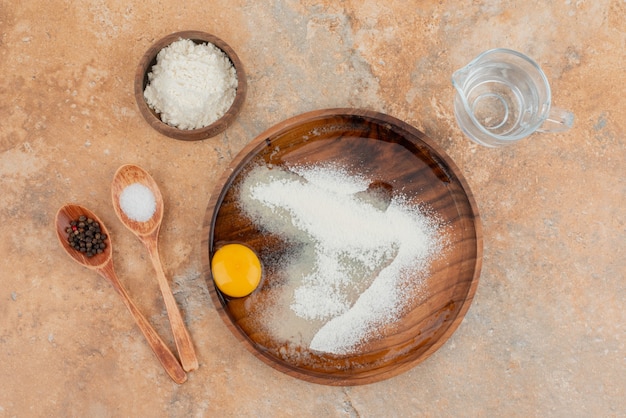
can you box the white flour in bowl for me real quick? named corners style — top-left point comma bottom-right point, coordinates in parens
top-left (144, 38), bottom-right (237, 130)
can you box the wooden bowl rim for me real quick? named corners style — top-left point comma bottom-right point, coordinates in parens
top-left (134, 30), bottom-right (247, 141)
top-left (201, 108), bottom-right (483, 385)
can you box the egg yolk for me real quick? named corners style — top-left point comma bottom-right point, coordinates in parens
top-left (211, 244), bottom-right (262, 298)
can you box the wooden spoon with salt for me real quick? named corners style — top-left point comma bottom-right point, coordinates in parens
top-left (55, 204), bottom-right (187, 384)
top-left (111, 164), bottom-right (199, 372)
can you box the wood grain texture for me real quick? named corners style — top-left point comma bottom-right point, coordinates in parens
top-left (134, 30), bottom-right (247, 141)
top-left (111, 165), bottom-right (199, 372)
top-left (55, 204), bottom-right (188, 384)
top-left (201, 109), bottom-right (483, 385)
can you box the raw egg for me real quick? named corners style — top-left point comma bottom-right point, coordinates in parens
top-left (211, 243), bottom-right (262, 297)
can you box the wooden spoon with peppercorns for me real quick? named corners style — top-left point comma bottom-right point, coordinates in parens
top-left (55, 203), bottom-right (187, 384)
top-left (111, 164), bottom-right (198, 372)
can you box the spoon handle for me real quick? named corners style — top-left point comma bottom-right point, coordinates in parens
top-left (97, 262), bottom-right (187, 384)
top-left (145, 239), bottom-right (199, 372)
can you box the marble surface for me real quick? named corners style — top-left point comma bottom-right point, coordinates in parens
top-left (1, 1), bottom-right (624, 416)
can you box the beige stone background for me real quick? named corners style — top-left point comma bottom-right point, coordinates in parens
top-left (1, 0), bottom-right (624, 416)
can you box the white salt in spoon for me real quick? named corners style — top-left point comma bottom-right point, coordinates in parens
top-left (111, 164), bottom-right (199, 372)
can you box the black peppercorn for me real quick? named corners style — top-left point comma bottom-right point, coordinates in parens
top-left (66, 216), bottom-right (107, 257)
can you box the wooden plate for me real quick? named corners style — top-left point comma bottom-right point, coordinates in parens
top-left (201, 109), bottom-right (482, 385)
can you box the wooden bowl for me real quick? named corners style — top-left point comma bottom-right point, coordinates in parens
top-left (201, 109), bottom-right (483, 385)
top-left (134, 30), bottom-right (247, 141)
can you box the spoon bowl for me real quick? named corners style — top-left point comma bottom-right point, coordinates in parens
top-left (55, 204), bottom-right (112, 269)
top-left (111, 164), bottom-right (164, 236)
top-left (111, 164), bottom-right (199, 372)
top-left (55, 203), bottom-right (187, 383)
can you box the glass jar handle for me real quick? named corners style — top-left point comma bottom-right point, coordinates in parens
top-left (537, 107), bottom-right (575, 133)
